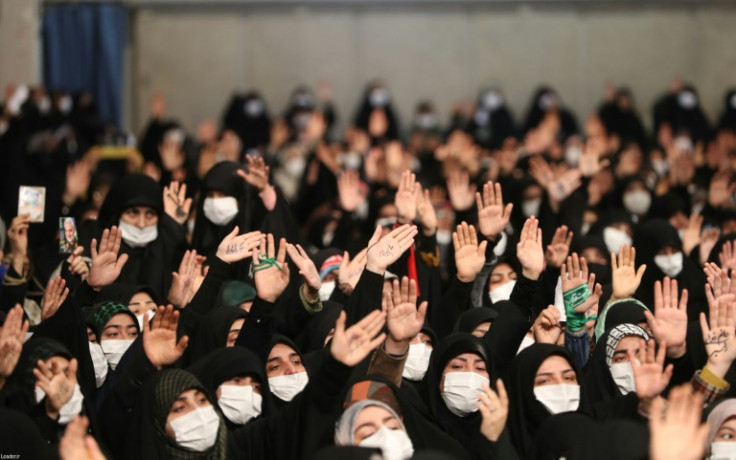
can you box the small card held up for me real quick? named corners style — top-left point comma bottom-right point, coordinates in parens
top-left (18, 186), bottom-right (46, 223)
top-left (59, 217), bottom-right (78, 254)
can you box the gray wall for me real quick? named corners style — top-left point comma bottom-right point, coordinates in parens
top-left (128, 4), bottom-right (736, 134)
top-left (0, 0), bottom-right (40, 95)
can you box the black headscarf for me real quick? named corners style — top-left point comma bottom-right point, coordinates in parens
top-left (528, 412), bottom-right (649, 460)
top-left (633, 218), bottom-right (707, 322)
top-left (188, 346), bottom-right (274, 426)
top-left (92, 173), bottom-right (186, 300)
top-left (126, 369), bottom-right (228, 460)
top-left (187, 306), bottom-right (248, 363)
top-left (469, 87), bottom-right (517, 149)
top-left (421, 334), bottom-right (494, 447)
top-left (452, 307), bottom-right (498, 334)
top-left (221, 91), bottom-right (271, 151)
top-left (584, 323), bottom-right (649, 404)
top-left (191, 161), bottom-right (248, 260)
top-left (353, 82), bottom-right (400, 141)
top-left (718, 89), bottom-right (736, 132)
top-left (504, 344), bottom-right (588, 458)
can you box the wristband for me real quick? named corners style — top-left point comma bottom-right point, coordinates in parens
top-left (563, 283), bottom-right (591, 312)
top-left (249, 256), bottom-right (282, 278)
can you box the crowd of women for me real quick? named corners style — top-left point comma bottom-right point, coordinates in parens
top-left (1, 78), bottom-right (736, 459)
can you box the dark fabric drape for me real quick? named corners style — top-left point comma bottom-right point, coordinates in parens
top-left (42, 3), bottom-right (127, 127)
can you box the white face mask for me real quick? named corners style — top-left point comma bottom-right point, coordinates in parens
top-left (359, 426), bottom-right (415, 460)
top-left (370, 89), bottom-right (390, 107)
top-left (534, 384), bottom-right (580, 414)
top-left (36, 382), bottom-right (84, 424)
top-left (414, 113), bottom-right (437, 130)
top-left (218, 384), bottom-right (262, 425)
top-left (100, 339), bottom-right (135, 371)
top-left (565, 145), bottom-right (582, 166)
top-left (136, 310), bottom-right (156, 332)
top-left (319, 281), bottom-right (336, 302)
top-left (118, 220), bottom-right (158, 248)
top-left (522, 198), bottom-right (542, 218)
top-left (59, 95), bottom-right (73, 115)
top-left (244, 99), bottom-right (264, 117)
top-left (651, 159), bottom-right (669, 177)
top-left (609, 362), bottom-right (636, 395)
top-left (169, 405), bottom-right (220, 452)
top-left (441, 371), bottom-right (490, 417)
top-left (339, 152), bottom-right (363, 171)
top-left (284, 156), bottom-right (306, 177)
top-left (489, 280), bottom-right (516, 304)
top-left (482, 91), bottom-right (504, 111)
top-left (710, 442), bottom-right (736, 460)
top-left (402, 344), bottom-right (432, 381)
top-left (436, 230), bottom-right (452, 246)
top-left (203, 197), bottom-right (239, 226)
top-left (516, 335), bottom-right (536, 355)
top-left (654, 252), bottom-right (683, 278)
top-left (268, 372), bottom-right (309, 402)
top-left (375, 217), bottom-right (397, 228)
top-left (622, 190), bottom-right (651, 216)
top-left (603, 227), bottom-right (632, 255)
top-left (88, 342), bottom-right (109, 388)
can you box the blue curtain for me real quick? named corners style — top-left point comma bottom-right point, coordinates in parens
top-left (42, 3), bottom-right (127, 127)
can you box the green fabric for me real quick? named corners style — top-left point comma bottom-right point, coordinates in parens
top-left (92, 301), bottom-right (138, 337)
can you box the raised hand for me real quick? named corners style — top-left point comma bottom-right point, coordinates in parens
top-left (395, 170), bottom-right (418, 225)
top-left (610, 244), bottom-right (646, 301)
top-left (649, 384), bottom-right (707, 460)
top-left (66, 246), bottom-right (89, 281)
top-left (338, 248), bottom-right (367, 295)
top-left (337, 169), bottom-right (366, 212)
top-left (163, 181), bottom-right (192, 225)
top-left (700, 292), bottom-right (736, 378)
top-left (516, 217), bottom-right (545, 280)
top-left (253, 234), bottom-right (290, 303)
top-left (447, 170), bottom-right (476, 211)
top-left (415, 183), bottom-right (438, 237)
top-left (215, 226), bottom-right (263, 264)
top-left (330, 310), bottom-right (386, 367)
top-left (719, 240), bottom-right (736, 272)
top-left (383, 277), bottom-right (428, 353)
top-left (533, 305), bottom-right (562, 344)
top-left (34, 358), bottom-right (78, 419)
top-left (477, 380), bottom-right (509, 442)
top-left (168, 250), bottom-right (198, 308)
top-left (7, 214), bottom-right (30, 273)
top-left (88, 227), bottom-right (129, 290)
top-left (545, 225), bottom-right (573, 269)
top-left (578, 142), bottom-right (609, 177)
top-left (41, 277), bottom-right (69, 321)
top-left (60, 416), bottom-right (107, 460)
top-left (699, 228), bottom-right (720, 265)
top-left (453, 222), bottom-right (487, 283)
top-left (645, 277), bottom-right (688, 359)
top-left (704, 262), bottom-right (736, 302)
top-left (158, 140), bottom-right (185, 171)
top-left (365, 224), bottom-right (418, 275)
top-left (143, 305), bottom-right (189, 369)
top-left (0, 305), bottom-right (29, 389)
top-left (286, 243), bottom-right (321, 300)
top-left (630, 339), bottom-right (673, 400)
top-left (237, 155), bottom-right (271, 192)
top-left (63, 161), bottom-right (91, 206)
top-left (707, 170), bottom-right (735, 209)
top-left (680, 213), bottom-right (703, 256)
top-left (476, 181), bottom-right (513, 241)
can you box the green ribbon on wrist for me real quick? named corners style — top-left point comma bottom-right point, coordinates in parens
top-left (563, 283), bottom-right (592, 332)
top-left (249, 256), bottom-right (282, 278)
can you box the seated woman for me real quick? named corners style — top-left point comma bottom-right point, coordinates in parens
top-left (334, 400), bottom-right (414, 460)
top-left (189, 347), bottom-right (273, 429)
top-left (705, 399), bottom-right (736, 460)
top-left (422, 333), bottom-right (512, 459)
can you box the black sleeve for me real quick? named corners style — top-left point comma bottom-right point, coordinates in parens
top-left (229, 355), bottom-right (353, 459)
top-left (235, 297), bottom-right (276, 356)
top-left (431, 277), bottom-right (474, 340)
top-left (0, 265), bottom-right (29, 314)
top-left (484, 303), bottom-right (531, 376)
top-left (346, 269), bottom-right (384, 327)
top-left (96, 350), bottom-right (159, 454)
